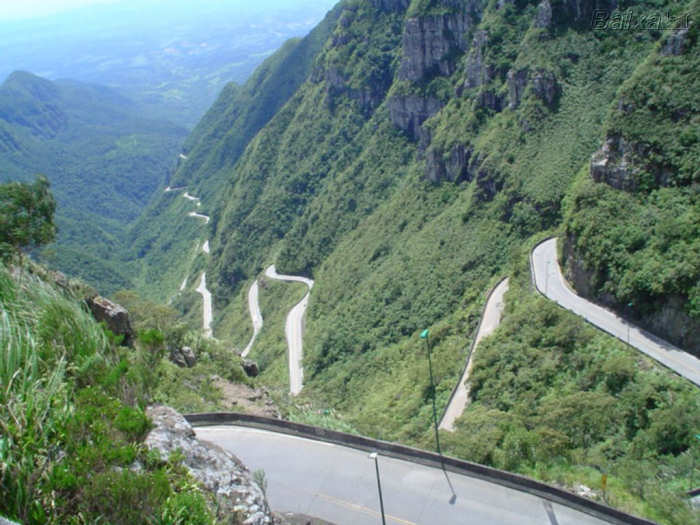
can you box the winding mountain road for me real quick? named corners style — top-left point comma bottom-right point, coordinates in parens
top-left (440, 278), bottom-right (509, 431)
top-left (241, 280), bottom-right (263, 358)
top-left (183, 192), bottom-right (201, 206)
top-left (532, 238), bottom-right (700, 387)
top-left (188, 211), bottom-right (209, 223)
top-left (264, 265), bottom-right (314, 395)
top-left (196, 425), bottom-right (612, 525)
top-left (167, 184), bottom-right (214, 338)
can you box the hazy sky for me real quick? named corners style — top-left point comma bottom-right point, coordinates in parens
top-left (0, 0), bottom-right (119, 20)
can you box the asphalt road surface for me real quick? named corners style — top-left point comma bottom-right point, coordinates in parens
top-left (440, 278), bottom-right (509, 431)
top-left (197, 426), bottom-right (611, 525)
top-left (196, 272), bottom-right (213, 338)
top-left (532, 238), bottom-right (700, 387)
top-left (242, 280), bottom-right (263, 358)
top-left (264, 265), bottom-right (314, 395)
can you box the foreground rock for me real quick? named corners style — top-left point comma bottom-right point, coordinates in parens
top-left (243, 359), bottom-right (260, 378)
top-left (86, 295), bottom-right (134, 346)
top-left (170, 345), bottom-right (197, 368)
top-left (145, 405), bottom-right (275, 524)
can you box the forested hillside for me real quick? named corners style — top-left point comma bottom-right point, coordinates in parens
top-left (0, 71), bottom-right (187, 292)
top-left (132, 0), bottom-right (698, 522)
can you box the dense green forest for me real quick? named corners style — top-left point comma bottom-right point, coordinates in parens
top-left (0, 71), bottom-right (187, 293)
top-left (128, 0), bottom-right (699, 522)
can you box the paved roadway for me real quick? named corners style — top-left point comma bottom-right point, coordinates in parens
top-left (242, 280), bottom-right (263, 358)
top-left (195, 272), bottom-right (213, 338)
top-left (165, 186), bottom-right (213, 338)
top-left (197, 426), bottom-right (611, 525)
top-left (188, 211), bottom-right (209, 223)
top-left (264, 265), bottom-right (314, 395)
top-left (183, 192), bottom-right (201, 206)
top-left (532, 238), bottom-right (700, 387)
top-left (440, 278), bottom-right (509, 431)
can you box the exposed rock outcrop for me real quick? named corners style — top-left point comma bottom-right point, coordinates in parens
top-left (552, 0), bottom-right (618, 24)
top-left (145, 406), bottom-right (275, 525)
top-left (507, 67), bottom-right (559, 109)
top-left (534, 0), bottom-right (552, 28)
top-left (86, 295), bottom-right (134, 347)
top-left (243, 359), bottom-right (260, 378)
top-left (476, 89), bottom-right (505, 112)
top-left (170, 346), bottom-right (197, 368)
top-left (507, 68), bottom-right (529, 109)
top-left (211, 376), bottom-right (281, 419)
top-left (317, 5), bottom-right (395, 116)
top-left (461, 30), bottom-right (492, 91)
top-left (590, 135), bottom-right (637, 191)
top-left (398, 1), bottom-right (483, 82)
top-left (661, 27), bottom-right (688, 56)
top-left (531, 69), bottom-right (559, 106)
top-left (425, 143), bottom-right (474, 182)
top-left (323, 66), bottom-right (392, 116)
top-left (388, 94), bottom-right (443, 143)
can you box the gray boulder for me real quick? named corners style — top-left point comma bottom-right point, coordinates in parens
top-left (86, 295), bottom-right (134, 346)
top-left (170, 346), bottom-right (197, 368)
top-left (243, 359), bottom-right (260, 378)
top-left (145, 406), bottom-right (274, 525)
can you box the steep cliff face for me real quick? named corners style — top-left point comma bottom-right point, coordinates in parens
top-left (397, 1), bottom-right (483, 82)
top-left (388, 94), bottom-right (443, 143)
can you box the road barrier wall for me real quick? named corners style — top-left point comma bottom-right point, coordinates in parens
top-left (186, 412), bottom-right (656, 525)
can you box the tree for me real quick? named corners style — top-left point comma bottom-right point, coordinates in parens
top-left (0, 175), bottom-right (56, 262)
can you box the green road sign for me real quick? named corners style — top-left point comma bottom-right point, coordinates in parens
top-left (420, 329), bottom-right (430, 339)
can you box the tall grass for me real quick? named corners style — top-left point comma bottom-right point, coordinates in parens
top-left (0, 266), bottom-right (81, 522)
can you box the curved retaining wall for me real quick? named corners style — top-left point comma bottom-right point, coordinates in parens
top-left (185, 412), bottom-right (656, 525)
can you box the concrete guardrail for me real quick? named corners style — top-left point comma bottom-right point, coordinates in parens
top-left (185, 412), bottom-right (656, 525)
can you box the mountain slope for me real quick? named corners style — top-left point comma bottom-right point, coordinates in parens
top-left (0, 71), bottom-right (187, 292)
top-left (136, 0), bottom-right (698, 521)
top-left (126, 2), bottom-right (345, 301)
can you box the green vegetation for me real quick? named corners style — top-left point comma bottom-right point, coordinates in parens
top-left (0, 71), bottom-right (187, 294)
top-left (112, 289), bottom-right (252, 414)
top-left (0, 263), bottom-right (215, 524)
top-left (563, 11), bottom-right (699, 350)
top-left (0, 176), bottom-right (56, 263)
top-left (445, 250), bottom-right (699, 524)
